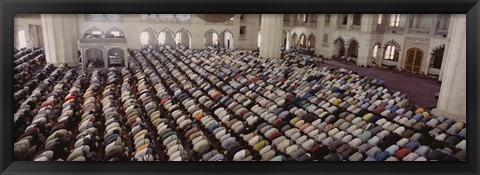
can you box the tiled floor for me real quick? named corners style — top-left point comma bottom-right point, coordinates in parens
top-left (320, 60), bottom-right (441, 109)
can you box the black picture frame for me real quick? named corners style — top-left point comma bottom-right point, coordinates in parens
top-left (1, 0), bottom-right (479, 174)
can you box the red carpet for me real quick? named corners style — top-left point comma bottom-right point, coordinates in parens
top-left (321, 60), bottom-right (440, 109)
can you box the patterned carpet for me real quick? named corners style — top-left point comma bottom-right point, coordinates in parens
top-left (320, 60), bottom-right (440, 109)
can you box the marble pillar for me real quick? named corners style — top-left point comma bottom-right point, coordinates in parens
top-left (41, 14), bottom-right (80, 66)
top-left (259, 14), bottom-right (283, 59)
top-left (356, 15), bottom-right (374, 67)
top-left (431, 14), bottom-right (466, 122)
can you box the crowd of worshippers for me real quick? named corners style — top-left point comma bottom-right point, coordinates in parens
top-left (13, 48), bottom-right (47, 91)
top-left (13, 45), bottom-right (466, 161)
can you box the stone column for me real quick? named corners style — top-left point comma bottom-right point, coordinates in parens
top-left (383, 14), bottom-right (390, 32)
top-left (41, 14), bottom-right (80, 66)
top-left (357, 15), bottom-right (374, 67)
top-left (347, 14), bottom-right (354, 30)
top-left (430, 14), bottom-right (439, 35)
top-left (403, 14), bottom-right (412, 33)
top-left (431, 14), bottom-right (466, 122)
top-left (259, 14), bottom-right (283, 59)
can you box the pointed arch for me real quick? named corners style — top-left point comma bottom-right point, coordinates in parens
top-left (431, 44), bottom-right (445, 54)
top-left (159, 28), bottom-right (175, 38)
top-left (219, 29), bottom-right (234, 49)
top-left (83, 26), bottom-right (104, 38)
top-left (307, 33), bottom-right (316, 49)
top-left (158, 28), bottom-right (175, 46)
top-left (346, 37), bottom-right (359, 47)
top-left (105, 27), bottom-right (125, 38)
top-left (383, 39), bottom-right (401, 61)
top-left (346, 37), bottom-right (359, 58)
top-left (204, 28), bottom-right (219, 38)
top-left (140, 27), bottom-right (157, 46)
top-left (333, 35), bottom-right (344, 44)
top-left (383, 39), bottom-right (401, 51)
top-left (220, 29), bottom-right (234, 38)
top-left (429, 44), bottom-right (445, 69)
top-left (332, 36), bottom-right (346, 59)
top-left (205, 29), bottom-right (219, 46)
top-left (141, 27), bottom-right (158, 36)
top-left (177, 28), bottom-right (192, 37)
top-left (176, 28), bottom-right (192, 48)
top-left (291, 32), bottom-right (298, 39)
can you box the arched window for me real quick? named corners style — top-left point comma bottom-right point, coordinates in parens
top-left (390, 14), bottom-right (401, 27)
top-left (158, 32), bottom-right (166, 45)
top-left (140, 31), bottom-right (149, 45)
top-left (384, 46), bottom-right (396, 60)
top-left (383, 40), bottom-right (400, 61)
top-left (377, 14), bottom-right (383, 24)
top-left (18, 30), bottom-right (27, 48)
top-left (175, 33), bottom-right (181, 45)
top-left (303, 14), bottom-right (308, 23)
top-left (430, 46), bottom-right (445, 69)
top-left (373, 44), bottom-right (379, 59)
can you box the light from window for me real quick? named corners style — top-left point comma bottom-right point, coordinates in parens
top-left (158, 14), bottom-right (174, 20)
top-left (373, 45), bottom-right (379, 59)
top-left (377, 14), bottom-right (383, 25)
top-left (299, 35), bottom-right (305, 46)
top-left (384, 46), bottom-right (391, 59)
top-left (175, 33), bottom-right (181, 45)
top-left (303, 14), bottom-right (308, 23)
top-left (389, 46), bottom-right (396, 59)
top-left (390, 14), bottom-right (400, 27)
top-left (140, 31), bottom-right (149, 45)
top-left (18, 30), bottom-right (27, 48)
top-left (212, 33), bottom-right (218, 45)
top-left (176, 14), bottom-right (191, 21)
top-left (257, 32), bottom-right (261, 48)
top-left (111, 31), bottom-right (121, 37)
top-left (92, 30), bottom-right (102, 35)
top-left (158, 32), bottom-right (166, 45)
top-left (384, 46), bottom-right (396, 60)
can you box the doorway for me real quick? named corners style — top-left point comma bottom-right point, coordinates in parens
top-left (405, 48), bottom-right (423, 73)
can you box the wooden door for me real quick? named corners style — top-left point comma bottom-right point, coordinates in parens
top-left (405, 48), bottom-right (423, 73)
